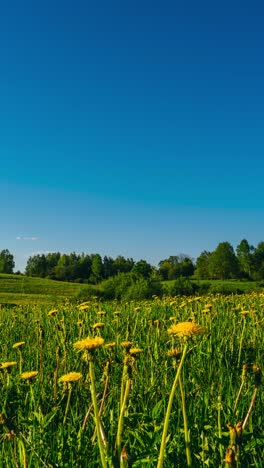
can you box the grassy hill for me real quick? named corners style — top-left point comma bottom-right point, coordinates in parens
top-left (0, 273), bottom-right (89, 305)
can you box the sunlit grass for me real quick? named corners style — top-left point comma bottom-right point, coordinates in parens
top-left (0, 293), bottom-right (263, 466)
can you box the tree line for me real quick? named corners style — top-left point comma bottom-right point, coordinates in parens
top-left (1, 239), bottom-right (264, 283)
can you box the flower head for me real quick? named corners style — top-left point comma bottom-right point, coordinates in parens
top-left (168, 321), bottom-right (204, 338)
top-left (73, 336), bottom-right (104, 352)
top-left (20, 371), bottom-right (38, 380)
top-left (48, 309), bottom-right (58, 316)
top-left (13, 342), bottom-right (25, 349)
top-left (129, 348), bottom-right (143, 356)
top-left (92, 322), bottom-right (105, 329)
top-left (58, 372), bottom-right (82, 383)
top-left (120, 341), bottom-right (132, 351)
top-left (167, 348), bottom-right (183, 358)
top-left (0, 361), bottom-right (17, 369)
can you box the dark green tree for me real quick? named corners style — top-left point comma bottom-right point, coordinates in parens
top-left (25, 254), bottom-right (47, 277)
top-left (132, 259), bottom-right (153, 278)
top-left (208, 242), bottom-right (239, 279)
top-left (0, 249), bottom-right (15, 273)
top-left (194, 251), bottom-right (212, 279)
top-left (236, 239), bottom-right (254, 278)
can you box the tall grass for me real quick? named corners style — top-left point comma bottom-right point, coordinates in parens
top-left (0, 293), bottom-right (263, 466)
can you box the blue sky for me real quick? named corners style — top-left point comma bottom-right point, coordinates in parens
top-left (1, 0), bottom-right (264, 271)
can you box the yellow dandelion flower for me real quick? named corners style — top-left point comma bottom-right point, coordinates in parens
top-left (167, 348), bottom-right (183, 358)
top-left (97, 311), bottom-right (105, 316)
top-left (92, 322), bottom-right (105, 329)
top-left (114, 311), bottom-right (121, 315)
top-left (13, 341), bottom-right (25, 349)
top-left (48, 309), bottom-right (58, 316)
top-left (168, 321), bottom-right (204, 338)
top-left (129, 348), bottom-right (143, 355)
top-left (78, 305), bottom-right (89, 311)
top-left (1, 361), bottom-right (17, 369)
top-left (79, 301), bottom-right (89, 306)
top-left (134, 307), bottom-right (140, 312)
top-left (73, 336), bottom-right (104, 352)
top-left (77, 320), bottom-right (83, 326)
top-left (120, 341), bottom-right (132, 350)
top-left (169, 316), bottom-right (176, 321)
top-left (58, 372), bottom-right (82, 383)
top-left (240, 310), bottom-right (250, 315)
top-left (104, 342), bottom-right (116, 349)
top-left (20, 371), bottom-right (38, 380)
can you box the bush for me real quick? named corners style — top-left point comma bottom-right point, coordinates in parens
top-left (100, 272), bottom-right (163, 300)
top-left (75, 285), bottom-right (102, 302)
top-left (169, 277), bottom-right (198, 296)
top-left (209, 283), bottom-right (243, 295)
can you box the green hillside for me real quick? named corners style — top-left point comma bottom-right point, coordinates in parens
top-left (0, 274), bottom-right (88, 305)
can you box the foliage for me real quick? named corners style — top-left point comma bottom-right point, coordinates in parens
top-left (0, 249), bottom-right (15, 274)
top-left (0, 294), bottom-right (263, 466)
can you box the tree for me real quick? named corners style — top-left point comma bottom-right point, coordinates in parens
top-left (0, 249), bottom-right (15, 273)
top-left (208, 242), bottom-right (239, 279)
top-left (132, 259), bottom-right (153, 278)
top-left (236, 239), bottom-right (254, 278)
top-left (25, 254), bottom-right (47, 277)
top-left (194, 251), bottom-right (212, 279)
top-left (90, 254), bottom-right (103, 284)
top-left (251, 242), bottom-right (264, 280)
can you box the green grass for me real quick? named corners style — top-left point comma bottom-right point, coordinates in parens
top-left (0, 294), bottom-right (263, 466)
top-left (0, 273), bottom-right (89, 305)
top-left (164, 278), bottom-right (260, 292)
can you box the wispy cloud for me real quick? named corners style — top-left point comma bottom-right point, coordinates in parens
top-left (16, 236), bottom-right (39, 241)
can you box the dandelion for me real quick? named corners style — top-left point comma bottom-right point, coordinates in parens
top-left (12, 341), bottom-right (25, 349)
top-left (168, 321), bottom-right (204, 338)
top-left (104, 342), bottom-right (116, 349)
top-left (58, 372), bottom-right (82, 383)
top-left (0, 362), bottom-right (17, 370)
top-left (129, 348), bottom-right (143, 356)
top-left (97, 311), bottom-right (106, 316)
top-left (167, 348), bottom-right (183, 358)
top-left (134, 307), bottom-right (140, 312)
top-left (20, 371), bottom-right (38, 380)
top-left (73, 336), bottom-right (104, 352)
top-left (48, 309), bottom-right (58, 316)
top-left (120, 341), bottom-right (132, 351)
top-left (92, 322), bottom-right (105, 329)
top-left (78, 305), bottom-right (89, 311)
top-left (114, 311), bottom-right (121, 316)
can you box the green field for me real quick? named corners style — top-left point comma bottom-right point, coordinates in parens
top-left (0, 293), bottom-right (263, 466)
top-left (0, 274), bottom-right (89, 305)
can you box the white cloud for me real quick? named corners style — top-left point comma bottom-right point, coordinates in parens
top-left (16, 236), bottom-right (39, 241)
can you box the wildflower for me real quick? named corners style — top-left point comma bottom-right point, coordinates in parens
top-left (134, 307), bottom-right (140, 312)
top-left (73, 337), bottom-right (104, 352)
top-left (97, 311), bottom-right (105, 316)
top-left (167, 348), bottom-right (183, 358)
top-left (92, 322), bottom-right (105, 329)
top-left (120, 341), bottom-right (132, 351)
top-left (58, 372), bottom-right (82, 383)
top-left (240, 310), bottom-right (250, 316)
top-left (224, 446), bottom-right (236, 465)
top-left (20, 371), bottom-right (38, 380)
top-left (129, 348), bottom-right (143, 356)
top-left (114, 311), bottom-right (121, 316)
top-left (0, 362), bottom-right (17, 370)
top-left (78, 305), bottom-right (89, 311)
top-left (48, 309), bottom-right (58, 316)
top-left (77, 320), bottom-right (83, 326)
top-left (168, 321), bottom-right (204, 338)
top-left (104, 342), bottom-right (116, 349)
top-left (12, 342), bottom-right (25, 349)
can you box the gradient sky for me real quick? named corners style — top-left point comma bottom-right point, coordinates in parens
top-left (1, 0), bottom-right (264, 272)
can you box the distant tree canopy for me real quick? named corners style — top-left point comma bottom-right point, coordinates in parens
top-left (0, 249), bottom-right (15, 274)
top-left (4, 238), bottom-right (264, 284)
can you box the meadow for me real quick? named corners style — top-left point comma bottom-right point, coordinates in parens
top-left (0, 293), bottom-right (263, 467)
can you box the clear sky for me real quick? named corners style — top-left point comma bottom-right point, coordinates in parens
top-left (1, 0), bottom-right (264, 272)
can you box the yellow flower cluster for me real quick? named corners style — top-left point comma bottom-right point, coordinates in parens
top-left (73, 336), bottom-right (104, 351)
top-left (58, 372), bottom-right (82, 383)
top-left (168, 321), bottom-right (204, 338)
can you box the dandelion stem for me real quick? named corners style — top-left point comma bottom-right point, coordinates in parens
top-left (116, 378), bottom-right (132, 460)
top-left (63, 384), bottom-right (73, 425)
top-left (179, 373), bottom-right (192, 466)
top-left (157, 342), bottom-right (188, 468)
top-left (89, 358), bottom-right (108, 468)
